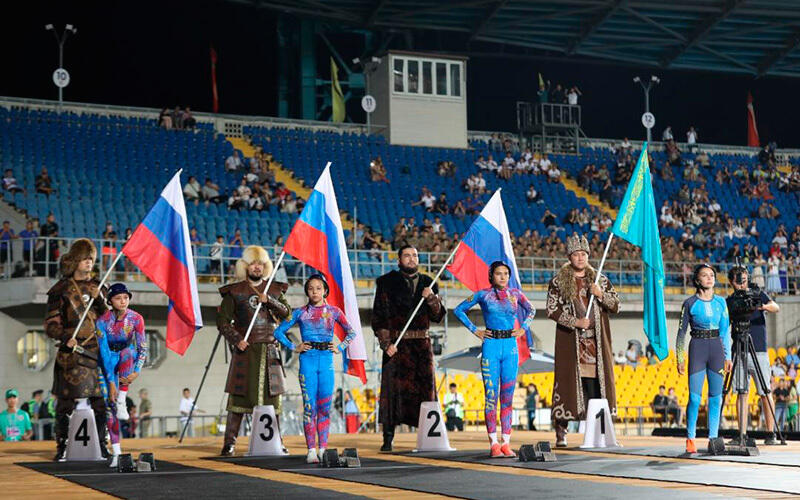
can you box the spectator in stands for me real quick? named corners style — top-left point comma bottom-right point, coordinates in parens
top-left (667, 387), bottom-right (682, 425)
top-left (183, 107), bottom-right (196, 129)
top-left (695, 150), bottom-right (710, 169)
top-left (209, 235), bottom-right (224, 276)
top-left (2, 169), bottom-right (23, 194)
top-left (774, 378), bottom-right (790, 431)
top-left (537, 79), bottom-right (551, 103)
top-left (767, 255), bottom-right (782, 294)
top-left (567, 86), bottom-right (581, 106)
top-left (228, 178), bottom-right (251, 210)
top-left (281, 192), bottom-right (299, 214)
top-left (486, 154), bottom-right (498, 172)
top-left (172, 106), bottom-right (184, 129)
top-left (526, 184), bottom-right (541, 204)
top-left (202, 178), bottom-right (224, 205)
top-left (464, 194), bottom-right (481, 215)
top-left (369, 157), bottom-right (390, 183)
top-left (540, 209), bottom-right (558, 230)
top-left (755, 179), bottom-right (773, 200)
top-left (18, 220), bottom-right (37, 266)
top-left (686, 126), bottom-right (698, 152)
top-left (183, 176), bottom-right (202, 204)
top-left (452, 200), bottom-right (466, 218)
top-left (158, 108), bottom-right (172, 129)
top-left (551, 83), bottom-right (566, 104)
top-left (625, 342), bottom-right (638, 367)
top-left (0, 220), bottom-right (18, 274)
top-left (35, 167), bottom-right (54, 196)
top-left (547, 163), bottom-right (562, 183)
top-left (475, 155), bottom-right (488, 170)
top-left (666, 140), bottom-right (682, 165)
top-left (229, 229), bottom-right (244, 260)
top-left (433, 193), bottom-right (449, 214)
top-left (225, 151), bottom-right (243, 172)
top-left (652, 385), bottom-right (669, 424)
top-left (412, 187), bottom-right (436, 212)
top-left (662, 126), bottom-right (673, 141)
top-left (189, 227), bottom-right (203, 248)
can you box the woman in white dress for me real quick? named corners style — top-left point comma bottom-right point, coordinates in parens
top-left (766, 255), bottom-right (782, 294)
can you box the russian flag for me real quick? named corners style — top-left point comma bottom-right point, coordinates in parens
top-left (447, 189), bottom-right (531, 363)
top-left (123, 171), bottom-right (203, 355)
top-left (283, 163), bottom-right (367, 383)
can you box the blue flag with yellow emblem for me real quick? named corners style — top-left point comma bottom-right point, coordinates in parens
top-left (610, 142), bottom-right (669, 360)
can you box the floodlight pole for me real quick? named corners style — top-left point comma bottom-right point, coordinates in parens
top-left (633, 75), bottom-right (659, 143)
top-left (46, 24), bottom-right (76, 109)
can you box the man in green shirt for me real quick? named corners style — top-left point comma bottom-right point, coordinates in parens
top-left (1, 389), bottom-right (33, 442)
top-left (138, 388), bottom-right (152, 438)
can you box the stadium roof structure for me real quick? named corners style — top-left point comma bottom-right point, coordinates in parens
top-left (247, 0), bottom-right (800, 78)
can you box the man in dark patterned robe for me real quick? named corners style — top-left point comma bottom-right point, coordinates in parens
top-left (546, 234), bottom-right (619, 447)
top-left (372, 245), bottom-right (445, 451)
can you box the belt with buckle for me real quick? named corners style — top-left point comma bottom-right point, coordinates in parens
top-left (691, 329), bottom-right (720, 339)
top-left (488, 329), bottom-right (514, 339)
top-left (308, 341), bottom-right (332, 350)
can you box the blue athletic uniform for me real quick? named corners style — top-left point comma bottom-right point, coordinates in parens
top-left (274, 304), bottom-right (356, 450)
top-left (676, 295), bottom-right (731, 440)
top-left (454, 287), bottom-right (535, 439)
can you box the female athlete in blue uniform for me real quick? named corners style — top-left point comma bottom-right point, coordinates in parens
top-left (454, 261), bottom-right (535, 458)
top-left (273, 274), bottom-right (356, 464)
top-left (676, 264), bottom-right (732, 454)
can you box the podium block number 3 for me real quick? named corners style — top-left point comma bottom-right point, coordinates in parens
top-left (259, 413), bottom-right (275, 442)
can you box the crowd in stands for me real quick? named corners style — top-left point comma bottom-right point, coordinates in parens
top-left (537, 80), bottom-right (582, 106)
top-left (473, 150), bottom-right (561, 183)
top-left (158, 106), bottom-right (196, 130)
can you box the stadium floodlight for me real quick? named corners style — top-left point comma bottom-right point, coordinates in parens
top-left (45, 23), bottom-right (77, 109)
top-left (352, 57), bottom-right (361, 65)
top-left (633, 75), bottom-right (660, 142)
top-left (371, 56), bottom-right (381, 64)
top-left (633, 76), bottom-right (641, 83)
top-left (651, 75), bottom-right (660, 83)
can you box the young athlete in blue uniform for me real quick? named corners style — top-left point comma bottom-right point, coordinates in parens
top-left (676, 264), bottom-right (732, 454)
top-left (454, 261), bottom-right (535, 458)
top-left (273, 274), bottom-right (356, 464)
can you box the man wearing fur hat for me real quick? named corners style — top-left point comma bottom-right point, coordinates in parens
top-left (546, 234), bottom-right (619, 447)
top-left (217, 245), bottom-right (291, 456)
top-left (44, 238), bottom-right (109, 461)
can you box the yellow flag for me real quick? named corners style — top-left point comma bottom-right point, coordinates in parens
top-left (538, 72), bottom-right (545, 90)
top-left (331, 57), bottom-right (345, 123)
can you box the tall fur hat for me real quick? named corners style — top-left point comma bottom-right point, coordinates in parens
top-left (60, 238), bottom-right (97, 277)
top-left (235, 245), bottom-right (273, 281)
top-left (566, 234), bottom-right (590, 256)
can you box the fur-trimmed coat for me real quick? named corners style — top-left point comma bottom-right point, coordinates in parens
top-left (546, 263), bottom-right (619, 421)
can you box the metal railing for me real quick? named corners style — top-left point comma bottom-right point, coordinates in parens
top-left (2, 237), bottom-right (799, 296)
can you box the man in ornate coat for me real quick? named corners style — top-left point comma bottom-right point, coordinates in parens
top-left (44, 238), bottom-right (109, 461)
top-left (372, 245), bottom-right (445, 451)
top-left (546, 234), bottom-right (619, 447)
top-left (217, 245), bottom-right (291, 456)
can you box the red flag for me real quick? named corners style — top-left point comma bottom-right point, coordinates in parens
top-left (210, 47), bottom-right (219, 113)
top-left (747, 92), bottom-right (759, 147)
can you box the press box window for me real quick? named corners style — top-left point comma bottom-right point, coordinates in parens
top-left (393, 58), bottom-right (405, 92)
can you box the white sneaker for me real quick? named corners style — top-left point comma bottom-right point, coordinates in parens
top-left (116, 404), bottom-right (130, 420)
top-left (109, 454), bottom-right (119, 468)
top-left (318, 448), bottom-right (326, 460)
top-left (109, 443), bottom-right (122, 468)
top-left (306, 448), bottom-right (320, 464)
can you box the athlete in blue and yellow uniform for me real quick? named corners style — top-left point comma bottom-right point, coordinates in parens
top-left (454, 261), bottom-right (535, 458)
top-left (676, 264), bottom-right (732, 454)
top-left (273, 274), bottom-right (356, 464)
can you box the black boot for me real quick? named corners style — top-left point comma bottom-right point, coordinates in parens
top-left (96, 414), bottom-right (110, 459)
top-left (54, 438), bottom-right (67, 462)
top-left (220, 443), bottom-right (235, 457)
top-left (380, 429), bottom-right (394, 452)
top-left (764, 432), bottom-right (777, 445)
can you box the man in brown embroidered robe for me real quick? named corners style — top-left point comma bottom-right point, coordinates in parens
top-left (372, 245), bottom-right (445, 451)
top-left (546, 234), bottom-right (619, 447)
top-left (44, 239), bottom-right (109, 461)
top-left (217, 245), bottom-right (291, 456)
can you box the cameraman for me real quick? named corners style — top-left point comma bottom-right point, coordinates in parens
top-left (727, 266), bottom-right (780, 445)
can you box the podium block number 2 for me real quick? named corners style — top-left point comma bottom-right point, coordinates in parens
top-left (426, 410), bottom-right (442, 437)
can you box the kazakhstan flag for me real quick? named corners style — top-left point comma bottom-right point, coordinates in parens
top-left (610, 142), bottom-right (669, 360)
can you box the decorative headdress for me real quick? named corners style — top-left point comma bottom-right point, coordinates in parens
top-left (235, 245), bottom-right (273, 281)
top-left (566, 234), bottom-right (590, 256)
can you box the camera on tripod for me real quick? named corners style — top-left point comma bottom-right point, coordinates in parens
top-left (727, 267), bottom-right (761, 338)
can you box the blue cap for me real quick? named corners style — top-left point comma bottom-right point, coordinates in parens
top-left (107, 283), bottom-right (132, 303)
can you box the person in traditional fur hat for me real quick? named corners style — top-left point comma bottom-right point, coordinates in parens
top-left (546, 234), bottom-right (620, 447)
top-left (216, 245), bottom-right (291, 456)
top-left (44, 238), bottom-right (110, 461)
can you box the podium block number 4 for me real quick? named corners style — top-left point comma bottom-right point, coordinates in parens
top-left (75, 419), bottom-right (91, 446)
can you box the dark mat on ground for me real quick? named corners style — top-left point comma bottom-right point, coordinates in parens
top-left (575, 445), bottom-right (800, 467)
top-left (403, 449), bottom-right (800, 495)
top-left (18, 460), bottom-right (365, 500)
top-left (207, 454), bottom-right (724, 499)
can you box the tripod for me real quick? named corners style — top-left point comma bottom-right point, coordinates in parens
top-left (720, 323), bottom-right (786, 449)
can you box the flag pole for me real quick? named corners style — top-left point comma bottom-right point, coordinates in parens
top-left (584, 232), bottom-right (615, 320)
top-left (393, 243), bottom-right (460, 348)
top-left (69, 250), bottom-right (125, 346)
top-left (243, 250), bottom-right (286, 343)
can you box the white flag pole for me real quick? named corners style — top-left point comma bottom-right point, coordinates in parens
top-left (243, 250), bottom-right (286, 343)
